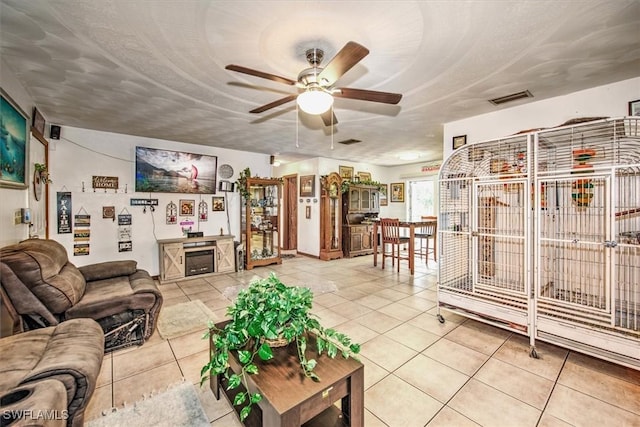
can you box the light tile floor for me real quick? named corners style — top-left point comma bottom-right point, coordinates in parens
top-left (85, 255), bottom-right (640, 426)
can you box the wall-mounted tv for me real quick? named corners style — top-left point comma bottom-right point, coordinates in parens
top-left (135, 146), bottom-right (217, 194)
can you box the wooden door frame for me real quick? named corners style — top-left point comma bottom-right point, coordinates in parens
top-left (282, 174), bottom-right (297, 250)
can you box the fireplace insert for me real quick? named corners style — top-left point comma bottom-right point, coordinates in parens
top-left (185, 249), bottom-right (214, 276)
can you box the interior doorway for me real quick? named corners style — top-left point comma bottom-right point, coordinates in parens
top-left (282, 174), bottom-right (298, 250)
top-left (408, 178), bottom-right (436, 220)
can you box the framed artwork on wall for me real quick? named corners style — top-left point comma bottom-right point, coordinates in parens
top-left (390, 182), bottom-right (405, 203)
top-left (212, 196), bottom-right (225, 211)
top-left (357, 171), bottom-right (371, 181)
top-left (379, 184), bottom-right (388, 206)
top-left (179, 199), bottom-right (195, 216)
top-left (629, 99), bottom-right (640, 116)
top-left (1, 89), bottom-right (29, 189)
top-left (300, 175), bottom-right (315, 197)
top-left (339, 165), bottom-right (354, 181)
top-left (452, 135), bottom-right (467, 150)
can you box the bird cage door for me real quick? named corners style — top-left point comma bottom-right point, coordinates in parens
top-left (472, 180), bottom-right (530, 332)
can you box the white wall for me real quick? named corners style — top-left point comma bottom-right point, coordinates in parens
top-left (443, 77), bottom-right (640, 160)
top-left (47, 126), bottom-right (270, 275)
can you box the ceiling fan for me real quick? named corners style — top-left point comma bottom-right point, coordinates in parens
top-left (226, 41), bottom-right (402, 126)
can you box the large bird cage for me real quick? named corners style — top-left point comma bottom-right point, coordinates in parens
top-left (438, 117), bottom-right (640, 369)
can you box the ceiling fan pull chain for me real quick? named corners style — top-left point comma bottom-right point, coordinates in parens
top-left (296, 102), bottom-right (300, 148)
top-left (331, 105), bottom-right (334, 150)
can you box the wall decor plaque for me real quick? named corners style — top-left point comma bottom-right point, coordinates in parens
top-left (92, 175), bottom-right (119, 190)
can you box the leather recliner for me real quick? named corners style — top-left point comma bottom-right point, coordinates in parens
top-left (0, 238), bottom-right (163, 352)
top-left (0, 318), bottom-right (104, 427)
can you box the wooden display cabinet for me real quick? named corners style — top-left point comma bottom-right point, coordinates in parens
top-left (241, 177), bottom-right (282, 270)
top-left (319, 172), bottom-right (343, 261)
top-left (342, 184), bottom-right (379, 258)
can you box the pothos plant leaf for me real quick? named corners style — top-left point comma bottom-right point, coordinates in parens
top-left (201, 273), bottom-right (360, 422)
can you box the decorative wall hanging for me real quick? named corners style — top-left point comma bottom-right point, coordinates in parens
top-left (180, 199), bottom-right (195, 216)
top-left (357, 171), bottom-right (371, 181)
top-left (166, 201), bottom-right (177, 224)
top-left (92, 175), bottom-right (119, 192)
top-left (118, 209), bottom-right (132, 252)
top-left (452, 134), bottom-right (467, 150)
top-left (32, 106), bottom-right (45, 139)
top-left (379, 184), bottom-right (388, 206)
top-left (102, 206), bottom-right (115, 220)
top-left (198, 200), bottom-right (208, 221)
top-left (0, 90), bottom-right (28, 189)
top-left (300, 175), bottom-right (315, 197)
top-left (339, 166), bottom-right (354, 180)
top-left (73, 208), bottom-right (90, 256)
top-left (56, 190), bottom-right (72, 233)
top-left (212, 196), bottom-right (225, 211)
top-left (390, 182), bottom-right (405, 202)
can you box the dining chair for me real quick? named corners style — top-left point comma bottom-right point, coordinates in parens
top-left (380, 218), bottom-right (411, 272)
top-left (416, 215), bottom-right (437, 263)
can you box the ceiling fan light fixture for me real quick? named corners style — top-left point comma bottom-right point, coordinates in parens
top-left (297, 89), bottom-right (334, 115)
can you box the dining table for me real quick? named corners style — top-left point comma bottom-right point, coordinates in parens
top-left (372, 218), bottom-right (437, 275)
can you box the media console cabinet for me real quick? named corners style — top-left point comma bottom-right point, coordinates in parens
top-left (157, 235), bottom-right (235, 283)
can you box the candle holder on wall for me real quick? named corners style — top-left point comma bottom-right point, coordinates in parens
top-left (166, 201), bottom-right (177, 225)
top-left (199, 200), bottom-right (208, 221)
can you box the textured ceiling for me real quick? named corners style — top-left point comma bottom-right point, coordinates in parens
top-left (1, 0), bottom-right (639, 166)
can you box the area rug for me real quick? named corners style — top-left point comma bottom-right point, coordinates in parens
top-left (157, 300), bottom-right (216, 339)
top-left (87, 381), bottom-right (209, 427)
top-left (222, 281), bottom-right (338, 301)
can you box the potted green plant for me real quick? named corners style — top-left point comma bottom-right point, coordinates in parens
top-left (34, 163), bottom-right (52, 183)
top-left (201, 273), bottom-right (360, 421)
top-left (235, 167), bottom-right (251, 200)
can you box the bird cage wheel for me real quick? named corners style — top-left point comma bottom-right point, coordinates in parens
top-left (529, 347), bottom-right (539, 359)
top-left (437, 314), bottom-right (445, 324)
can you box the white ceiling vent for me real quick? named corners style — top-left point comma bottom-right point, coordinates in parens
top-left (489, 90), bottom-right (533, 106)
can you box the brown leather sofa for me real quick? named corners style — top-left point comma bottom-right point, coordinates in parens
top-left (0, 238), bottom-right (163, 352)
top-left (0, 318), bottom-right (104, 427)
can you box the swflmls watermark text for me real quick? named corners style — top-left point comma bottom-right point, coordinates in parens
top-left (1, 409), bottom-right (69, 421)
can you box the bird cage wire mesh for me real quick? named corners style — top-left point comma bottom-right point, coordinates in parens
top-left (438, 117), bottom-right (640, 368)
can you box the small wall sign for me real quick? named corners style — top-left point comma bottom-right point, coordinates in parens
top-left (92, 175), bottom-right (119, 190)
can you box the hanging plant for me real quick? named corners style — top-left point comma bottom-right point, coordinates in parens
top-left (235, 167), bottom-right (251, 199)
top-left (34, 163), bottom-right (52, 183)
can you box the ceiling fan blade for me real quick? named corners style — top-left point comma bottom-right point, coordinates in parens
top-left (226, 65), bottom-right (297, 86)
top-left (317, 41), bottom-right (369, 86)
top-left (320, 110), bottom-right (338, 127)
top-left (249, 94), bottom-right (297, 113)
top-left (334, 87), bottom-right (402, 104)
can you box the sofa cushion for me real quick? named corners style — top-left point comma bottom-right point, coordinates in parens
top-left (79, 260), bottom-right (138, 282)
top-left (0, 239), bottom-right (86, 313)
top-left (64, 273), bottom-right (159, 321)
top-left (0, 318), bottom-right (104, 420)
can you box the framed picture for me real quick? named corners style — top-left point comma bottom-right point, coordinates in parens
top-left (32, 107), bottom-right (45, 139)
top-left (379, 184), bottom-right (388, 206)
top-left (390, 182), bottom-right (405, 203)
top-left (300, 175), bottom-right (315, 197)
top-left (452, 135), bottom-right (467, 150)
top-left (1, 89), bottom-right (29, 189)
top-left (212, 196), bottom-right (225, 211)
top-left (102, 206), bottom-right (115, 219)
top-left (179, 199), bottom-right (195, 216)
top-left (339, 165), bottom-right (354, 181)
top-left (629, 99), bottom-right (640, 116)
top-left (358, 171), bottom-right (371, 181)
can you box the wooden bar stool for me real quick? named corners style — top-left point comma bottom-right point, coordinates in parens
top-left (380, 218), bottom-right (411, 272)
top-left (415, 216), bottom-right (437, 263)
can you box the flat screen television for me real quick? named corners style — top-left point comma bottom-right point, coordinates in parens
top-left (135, 146), bottom-right (217, 194)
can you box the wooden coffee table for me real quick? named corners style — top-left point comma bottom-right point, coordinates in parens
top-left (210, 323), bottom-right (364, 427)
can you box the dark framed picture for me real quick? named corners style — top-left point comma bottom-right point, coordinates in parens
top-left (179, 199), bottom-right (195, 216)
top-left (212, 196), bottom-right (225, 211)
top-left (629, 99), bottom-right (640, 116)
top-left (300, 175), bottom-right (315, 197)
top-left (32, 107), bottom-right (45, 139)
top-left (1, 89), bottom-right (29, 189)
top-left (102, 206), bottom-right (115, 219)
top-left (453, 135), bottom-right (467, 150)
top-left (339, 165), bottom-right (354, 181)
top-left (390, 182), bottom-right (405, 203)
top-left (379, 184), bottom-right (388, 206)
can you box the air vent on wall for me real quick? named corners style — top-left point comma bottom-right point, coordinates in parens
top-left (338, 138), bottom-right (362, 145)
top-left (489, 90), bottom-right (533, 106)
